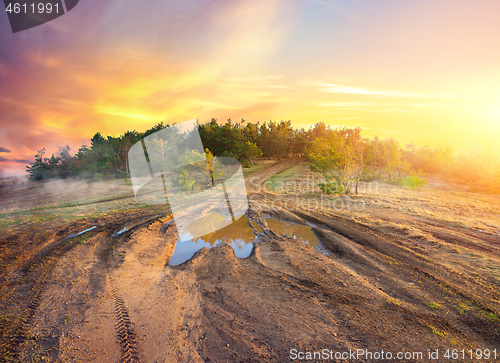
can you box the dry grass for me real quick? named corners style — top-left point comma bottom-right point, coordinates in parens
top-left (243, 159), bottom-right (279, 176)
top-left (0, 177), bottom-right (134, 213)
top-left (263, 161), bottom-right (500, 290)
top-left (264, 161), bottom-right (500, 237)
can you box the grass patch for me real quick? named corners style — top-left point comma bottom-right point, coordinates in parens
top-left (486, 312), bottom-right (500, 323)
top-left (389, 171), bottom-right (427, 189)
top-left (437, 282), bottom-right (454, 295)
top-left (28, 185), bottom-right (43, 190)
top-left (427, 324), bottom-right (448, 337)
top-left (478, 311), bottom-right (500, 323)
top-left (426, 302), bottom-right (443, 310)
top-left (455, 302), bottom-right (471, 315)
top-left (386, 298), bottom-right (400, 306)
top-left (264, 162), bottom-right (314, 193)
top-left (0, 198), bottom-right (167, 232)
top-left (242, 161), bottom-right (278, 176)
top-left (265, 165), bottom-right (301, 190)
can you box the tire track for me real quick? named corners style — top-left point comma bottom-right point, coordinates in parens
top-left (109, 279), bottom-right (140, 363)
top-left (1, 225), bottom-right (102, 360)
top-left (2, 258), bottom-right (56, 360)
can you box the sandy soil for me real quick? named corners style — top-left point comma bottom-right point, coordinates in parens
top-left (1, 160), bottom-right (499, 362)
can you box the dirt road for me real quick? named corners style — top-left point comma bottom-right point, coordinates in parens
top-left (1, 160), bottom-right (499, 362)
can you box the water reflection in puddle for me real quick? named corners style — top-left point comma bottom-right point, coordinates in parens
top-left (67, 226), bottom-right (97, 239)
top-left (169, 216), bottom-right (257, 266)
top-left (249, 220), bottom-right (263, 234)
top-left (265, 218), bottom-right (321, 251)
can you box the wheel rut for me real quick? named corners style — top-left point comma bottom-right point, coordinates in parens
top-left (4, 258), bottom-right (57, 360)
top-left (109, 279), bottom-right (141, 363)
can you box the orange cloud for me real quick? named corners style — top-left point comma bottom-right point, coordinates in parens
top-left (1, 0), bottom-right (499, 177)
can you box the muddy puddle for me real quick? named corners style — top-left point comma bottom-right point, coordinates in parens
top-left (249, 220), bottom-right (263, 234)
top-left (264, 217), bottom-right (331, 256)
top-left (169, 216), bottom-right (259, 266)
top-left (168, 215), bottom-right (331, 266)
top-left (66, 226), bottom-right (97, 239)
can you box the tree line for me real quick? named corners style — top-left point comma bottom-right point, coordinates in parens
top-left (26, 119), bottom-right (500, 195)
top-left (26, 118), bottom-right (303, 181)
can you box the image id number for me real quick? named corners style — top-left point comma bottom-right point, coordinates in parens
top-left (6, 2), bottom-right (60, 14)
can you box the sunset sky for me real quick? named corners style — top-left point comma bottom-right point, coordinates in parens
top-left (1, 0), bottom-right (499, 176)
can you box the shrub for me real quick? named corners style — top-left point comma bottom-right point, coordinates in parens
top-left (360, 169), bottom-right (378, 182)
top-left (317, 181), bottom-right (347, 195)
top-left (391, 170), bottom-right (427, 189)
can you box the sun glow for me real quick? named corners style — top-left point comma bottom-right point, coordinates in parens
top-left (1, 0), bottom-right (500, 177)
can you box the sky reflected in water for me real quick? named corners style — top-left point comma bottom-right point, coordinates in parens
top-left (169, 216), bottom-right (257, 266)
top-left (265, 218), bottom-right (320, 251)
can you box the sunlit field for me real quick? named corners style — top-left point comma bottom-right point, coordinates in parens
top-left (2, 0), bottom-right (500, 361)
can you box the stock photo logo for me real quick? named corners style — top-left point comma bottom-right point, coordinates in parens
top-left (128, 120), bottom-right (248, 242)
top-left (4, 0), bottom-right (79, 33)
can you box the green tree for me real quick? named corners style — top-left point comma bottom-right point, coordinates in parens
top-left (26, 148), bottom-right (48, 180)
top-left (307, 127), bottom-right (365, 195)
